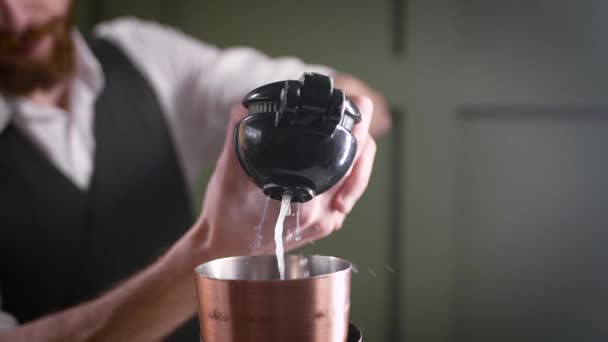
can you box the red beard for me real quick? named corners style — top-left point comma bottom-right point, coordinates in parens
top-left (0, 16), bottom-right (75, 96)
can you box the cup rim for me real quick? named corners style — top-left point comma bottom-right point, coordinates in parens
top-left (194, 254), bottom-right (352, 282)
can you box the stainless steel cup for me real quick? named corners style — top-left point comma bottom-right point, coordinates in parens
top-left (195, 255), bottom-right (352, 342)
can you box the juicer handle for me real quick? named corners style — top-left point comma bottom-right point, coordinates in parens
top-left (242, 73), bottom-right (361, 136)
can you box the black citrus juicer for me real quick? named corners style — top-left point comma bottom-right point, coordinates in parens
top-left (234, 72), bottom-right (362, 203)
top-left (231, 73), bottom-right (364, 342)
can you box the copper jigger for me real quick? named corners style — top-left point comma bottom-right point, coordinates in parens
top-left (195, 255), bottom-right (352, 342)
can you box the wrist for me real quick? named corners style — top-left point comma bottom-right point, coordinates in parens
top-left (162, 218), bottom-right (214, 275)
top-left (87, 232), bottom-right (206, 341)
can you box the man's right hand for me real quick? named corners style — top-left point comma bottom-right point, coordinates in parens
top-left (183, 95), bottom-right (377, 263)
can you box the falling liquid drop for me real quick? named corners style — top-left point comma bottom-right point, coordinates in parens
top-left (251, 196), bottom-right (271, 252)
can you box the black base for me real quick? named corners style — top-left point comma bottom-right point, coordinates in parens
top-left (348, 323), bottom-right (363, 342)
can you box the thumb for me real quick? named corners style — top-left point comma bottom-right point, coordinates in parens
top-left (214, 104), bottom-right (249, 185)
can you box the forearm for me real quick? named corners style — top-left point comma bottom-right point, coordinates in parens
top-left (88, 231), bottom-right (206, 342)
top-left (0, 298), bottom-right (107, 342)
top-left (334, 73), bottom-right (392, 138)
top-left (0, 226), bottom-right (210, 342)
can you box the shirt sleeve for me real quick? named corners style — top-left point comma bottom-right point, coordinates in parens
top-left (94, 17), bottom-right (335, 188)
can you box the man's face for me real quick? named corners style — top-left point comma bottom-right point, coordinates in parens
top-left (0, 0), bottom-right (75, 96)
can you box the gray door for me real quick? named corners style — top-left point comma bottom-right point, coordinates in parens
top-left (402, 1), bottom-right (608, 341)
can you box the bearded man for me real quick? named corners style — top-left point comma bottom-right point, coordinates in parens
top-left (0, 0), bottom-right (389, 340)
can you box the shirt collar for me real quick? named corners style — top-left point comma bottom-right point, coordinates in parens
top-left (72, 30), bottom-right (105, 99)
top-left (0, 30), bottom-right (105, 133)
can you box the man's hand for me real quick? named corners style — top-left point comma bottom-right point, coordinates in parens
top-left (334, 74), bottom-right (392, 138)
top-left (191, 95), bottom-right (377, 260)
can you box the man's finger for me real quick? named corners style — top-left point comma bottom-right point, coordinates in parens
top-left (333, 136), bottom-right (377, 214)
top-left (215, 104), bottom-right (249, 187)
top-left (283, 210), bottom-right (346, 252)
top-left (321, 95), bottom-right (373, 193)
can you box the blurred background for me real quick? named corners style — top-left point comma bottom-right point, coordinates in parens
top-left (76, 1), bottom-right (608, 341)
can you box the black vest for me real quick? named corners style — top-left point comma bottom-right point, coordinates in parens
top-left (0, 38), bottom-right (198, 340)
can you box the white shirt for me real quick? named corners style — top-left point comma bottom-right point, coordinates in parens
top-left (0, 16), bottom-right (333, 190)
top-left (0, 17), bottom-right (332, 327)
